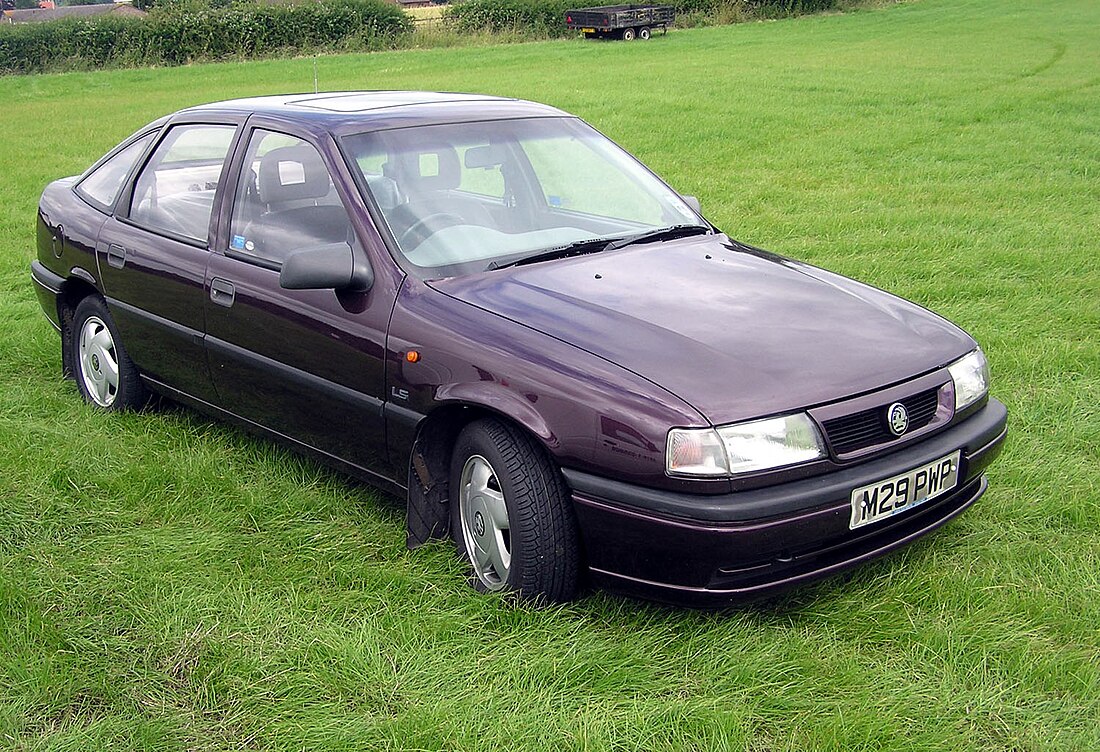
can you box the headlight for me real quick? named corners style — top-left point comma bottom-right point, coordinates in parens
top-left (948, 348), bottom-right (989, 411)
top-left (667, 413), bottom-right (827, 478)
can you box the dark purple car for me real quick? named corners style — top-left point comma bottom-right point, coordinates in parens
top-left (31, 92), bottom-right (1006, 605)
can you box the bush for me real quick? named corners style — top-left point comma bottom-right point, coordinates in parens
top-left (0, 0), bottom-right (412, 75)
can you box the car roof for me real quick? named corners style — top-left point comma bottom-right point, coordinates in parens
top-left (177, 91), bottom-right (571, 134)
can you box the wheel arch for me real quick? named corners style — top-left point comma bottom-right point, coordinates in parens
top-left (403, 390), bottom-right (562, 551)
top-left (57, 273), bottom-right (103, 378)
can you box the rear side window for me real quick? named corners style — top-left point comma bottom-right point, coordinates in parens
top-left (76, 133), bottom-right (155, 211)
top-left (130, 124), bottom-right (236, 244)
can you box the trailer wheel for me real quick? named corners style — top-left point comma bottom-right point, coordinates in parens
top-left (639, 26), bottom-right (651, 40)
top-left (621, 27), bottom-right (635, 41)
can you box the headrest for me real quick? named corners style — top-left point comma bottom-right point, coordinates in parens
top-left (397, 146), bottom-right (461, 194)
top-left (258, 144), bottom-right (331, 204)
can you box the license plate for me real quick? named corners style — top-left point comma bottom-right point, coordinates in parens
top-left (581, 27), bottom-right (595, 32)
top-left (849, 451), bottom-right (960, 529)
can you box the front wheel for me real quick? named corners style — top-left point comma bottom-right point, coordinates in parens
top-left (621, 27), bottom-right (636, 41)
top-left (450, 419), bottom-right (580, 602)
top-left (71, 296), bottom-right (146, 410)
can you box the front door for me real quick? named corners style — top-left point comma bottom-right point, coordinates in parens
top-left (202, 128), bottom-right (393, 479)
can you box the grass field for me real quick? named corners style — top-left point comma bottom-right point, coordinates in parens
top-left (1, 0), bottom-right (1098, 749)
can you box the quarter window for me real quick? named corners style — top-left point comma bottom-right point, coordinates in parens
top-left (229, 130), bottom-right (352, 265)
top-left (130, 124), bottom-right (236, 244)
top-left (76, 133), bottom-right (155, 211)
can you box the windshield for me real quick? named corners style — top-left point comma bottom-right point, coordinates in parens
top-left (341, 117), bottom-right (705, 277)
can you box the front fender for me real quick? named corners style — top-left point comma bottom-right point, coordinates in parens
top-left (434, 382), bottom-right (554, 445)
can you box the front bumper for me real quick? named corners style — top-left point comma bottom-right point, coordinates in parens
top-left (565, 398), bottom-right (1007, 606)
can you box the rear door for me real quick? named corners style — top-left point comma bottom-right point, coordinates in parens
top-left (97, 117), bottom-right (244, 402)
top-left (202, 124), bottom-right (395, 480)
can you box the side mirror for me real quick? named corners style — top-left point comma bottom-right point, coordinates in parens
top-left (682, 195), bottom-right (702, 215)
top-left (279, 243), bottom-right (373, 291)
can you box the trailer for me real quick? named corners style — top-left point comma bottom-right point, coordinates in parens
top-left (565, 4), bottom-right (675, 40)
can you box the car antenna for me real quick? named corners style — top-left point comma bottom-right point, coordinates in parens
top-left (313, 57), bottom-right (319, 94)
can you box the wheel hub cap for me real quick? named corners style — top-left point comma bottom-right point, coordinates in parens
top-left (78, 315), bottom-right (120, 408)
top-left (458, 455), bottom-right (511, 590)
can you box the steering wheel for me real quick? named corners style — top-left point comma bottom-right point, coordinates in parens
top-left (399, 212), bottom-right (464, 250)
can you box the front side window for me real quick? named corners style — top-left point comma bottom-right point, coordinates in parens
top-left (130, 124), bottom-right (236, 244)
top-left (342, 117), bottom-right (703, 277)
top-left (76, 132), bottom-right (156, 211)
top-left (228, 130), bottom-right (351, 265)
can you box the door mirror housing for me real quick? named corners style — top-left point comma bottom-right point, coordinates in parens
top-left (279, 243), bottom-right (373, 291)
top-left (682, 195), bottom-right (702, 215)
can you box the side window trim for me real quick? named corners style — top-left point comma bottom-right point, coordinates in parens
top-left (73, 130), bottom-right (160, 215)
top-left (116, 117), bottom-right (245, 249)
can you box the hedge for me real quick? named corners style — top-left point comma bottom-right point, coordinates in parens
top-left (442, 0), bottom-right (575, 36)
top-left (0, 0), bottom-right (412, 75)
top-left (442, 0), bottom-right (840, 36)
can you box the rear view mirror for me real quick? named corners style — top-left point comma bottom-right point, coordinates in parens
top-left (280, 243), bottom-right (373, 291)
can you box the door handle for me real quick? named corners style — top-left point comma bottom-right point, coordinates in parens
top-left (210, 278), bottom-right (236, 308)
top-left (106, 244), bottom-right (127, 269)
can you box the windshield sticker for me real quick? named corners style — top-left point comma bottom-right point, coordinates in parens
top-left (231, 235), bottom-right (246, 250)
top-left (548, 195), bottom-right (563, 207)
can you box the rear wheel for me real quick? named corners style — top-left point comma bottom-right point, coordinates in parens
top-left (639, 26), bottom-right (651, 40)
top-left (621, 27), bottom-right (636, 41)
top-left (449, 418), bottom-right (580, 602)
top-left (71, 296), bottom-right (146, 411)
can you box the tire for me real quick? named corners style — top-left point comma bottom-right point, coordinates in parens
top-left (71, 296), bottom-right (147, 411)
top-left (449, 418), bottom-right (580, 602)
top-left (639, 26), bottom-right (651, 40)
top-left (621, 27), bottom-right (636, 41)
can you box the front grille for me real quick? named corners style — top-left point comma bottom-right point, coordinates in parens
top-left (822, 387), bottom-right (941, 455)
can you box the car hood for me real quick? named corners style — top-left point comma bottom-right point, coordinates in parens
top-left (428, 235), bottom-right (976, 425)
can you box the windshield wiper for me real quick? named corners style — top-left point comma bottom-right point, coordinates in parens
top-left (604, 223), bottom-right (711, 251)
top-left (487, 224), bottom-right (712, 272)
top-left (487, 236), bottom-right (620, 271)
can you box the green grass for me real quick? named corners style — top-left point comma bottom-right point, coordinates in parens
top-left (2, 0), bottom-right (1099, 749)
